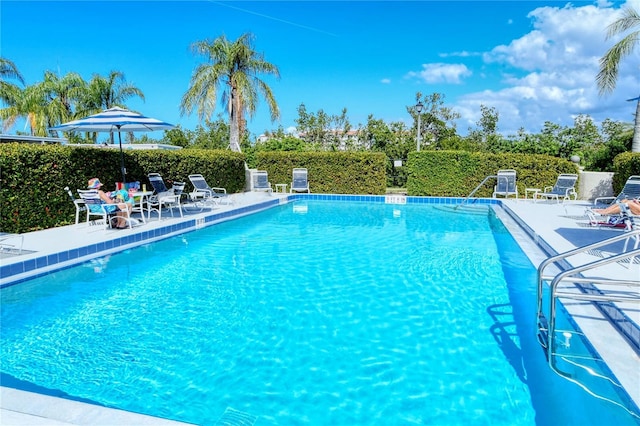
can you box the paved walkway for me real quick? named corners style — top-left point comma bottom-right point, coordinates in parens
top-left (0, 194), bottom-right (638, 424)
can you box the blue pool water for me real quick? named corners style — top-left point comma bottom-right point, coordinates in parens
top-left (1, 200), bottom-right (638, 425)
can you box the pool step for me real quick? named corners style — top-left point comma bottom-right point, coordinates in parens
top-left (215, 407), bottom-right (257, 426)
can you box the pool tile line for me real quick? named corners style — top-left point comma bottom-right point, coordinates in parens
top-left (0, 196), bottom-right (282, 288)
top-left (501, 201), bottom-right (640, 352)
top-left (1, 193), bottom-right (639, 423)
top-left (495, 203), bottom-right (640, 416)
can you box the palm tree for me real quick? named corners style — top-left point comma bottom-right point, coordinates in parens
top-left (596, 5), bottom-right (640, 152)
top-left (1, 70), bottom-right (86, 136)
top-left (0, 57), bottom-right (25, 104)
top-left (0, 58), bottom-right (25, 131)
top-left (79, 70), bottom-right (145, 143)
top-left (41, 71), bottom-right (86, 127)
top-left (180, 32), bottom-right (280, 152)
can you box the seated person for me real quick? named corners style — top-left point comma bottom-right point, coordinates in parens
top-left (87, 178), bottom-right (133, 228)
top-left (593, 198), bottom-right (640, 216)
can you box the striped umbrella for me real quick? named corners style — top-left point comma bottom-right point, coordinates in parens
top-left (50, 107), bottom-right (175, 183)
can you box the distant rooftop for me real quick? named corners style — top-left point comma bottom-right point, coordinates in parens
top-left (0, 134), bottom-right (67, 144)
top-left (0, 134), bottom-right (180, 150)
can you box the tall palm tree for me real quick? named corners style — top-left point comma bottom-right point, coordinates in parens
top-left (0, 58), bottom-right (26, 131)
top-left (41, 71), bottom-right (86, 127)
top-left (597, 5), bottom-right (640, 152)
top-left (1, 70), bottom-right (86, 136)
top-left (79, 70), bottom-right (145, 143)
top-left (180, 32), bottom-right (280, 152)
top-left (0, 57), bottom-right (25, 105)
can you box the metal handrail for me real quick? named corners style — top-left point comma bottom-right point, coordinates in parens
top-left (537, 229), bottom-right (640, 315)
top-left (535, 230), bottom-right (640, 418)
top-left (544, 248), bottom-right (640, 356)
top-left (458, 175), bottom-right (496, 207)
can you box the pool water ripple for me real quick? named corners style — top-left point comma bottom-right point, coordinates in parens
top-left (1, 201), bottom-right (637, 425)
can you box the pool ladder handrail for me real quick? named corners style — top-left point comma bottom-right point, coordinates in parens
top-left (458, 175), bottom-right (496, 207)
top-left (536, 229), bottom-right (640, 417)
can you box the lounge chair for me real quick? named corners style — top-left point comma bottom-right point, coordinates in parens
top-left (535, 174), bottom-right (578, 203)
top-left (290, 168), bottom-right (310, 193)
top-left (147, 173), bottom-right (184, 219)
top-left (252, 170), bottom-right (272, 193)
top-left (188, 174), bottom-right (232, 205)
top-left (594, 175), bottom-right (640, 206)
top-left (492, 169), bottom-right (518, 199)
top-left (77, 189), bottom-right (134, 229)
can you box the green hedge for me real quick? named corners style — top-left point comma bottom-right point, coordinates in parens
top-left (3, 143), bottom-right (639, 234)
top-left (612, 152), bottom-right (640, 193)
top-left (255, 151), bottom-right (387, 195)
top-left (406, 151), bottom-right (580, 197)
top-left (0, 144), bottom-right (245, 233)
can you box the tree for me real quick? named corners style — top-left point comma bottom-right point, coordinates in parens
top-left (40, 71), bottom-right (86, 129)
top-left (77, 71), bottom-right (145, 143)
top-left (181, 32), bottom-right (280, 152)
top-left (1, 70), bottom-right (86, 136)
top-left (0, 58), bottom-right (25, 132)
top-left (80, 70), bottom-right (145, 115)
top-left (0, 57), bottom-right (24, 106)
top-left (411, 92), bottom-right (460, 149)
top-left (596, 5), bottom-right (640, 152)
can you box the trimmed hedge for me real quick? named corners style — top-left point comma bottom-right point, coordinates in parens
top-left (255, 151), bottom-right (387, 195)
top-left (612, 152), bottom-right (640, 193)
top-left (406, 151), bottom-right (580, 197)
top-left (2, 144), bottom-right (638, 234)
top-left (0, 144), bottom-right (245, 233)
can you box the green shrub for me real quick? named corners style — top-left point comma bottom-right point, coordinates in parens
top-left (406, 151), bottom-right (579, 197)
top-left (0, 143), bottom-right (245, 233)
top-left (611, 152), bottom-right (640, 193)
top-left (255, 151), bottom-right (387, 194)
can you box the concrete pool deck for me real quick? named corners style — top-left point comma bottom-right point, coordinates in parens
top-left (0, 193), bottom-right (638, 424)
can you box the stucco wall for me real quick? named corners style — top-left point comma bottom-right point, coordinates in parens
top-left (578, 171), bottom-right (614, 201)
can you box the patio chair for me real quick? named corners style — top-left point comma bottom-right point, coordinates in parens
top-left (594, 175), bottom-right (640, 206)
top-left (65, 186), bottom-right (87, 225)
top-left (536, 174), bottom-right (578, 203)
top-left (252, 170), bottom-right (272, 193)
top-left (77, 189), bottom-right (134, 229)
top-left (188, 174), bottom-right (232, 206)
top-left (492, 169), bottom-right (518, 199)
top-left (147, 173), bottom-right (184, 220)
top-left (290, 168), bottom-right (310, 193)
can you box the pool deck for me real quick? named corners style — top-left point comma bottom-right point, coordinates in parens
top-left (0, 193), bottom-right (638, 424)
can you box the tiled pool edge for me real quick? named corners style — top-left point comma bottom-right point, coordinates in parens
top-left (499, 201), bottom-right (640, 354)
top-left (1, 194), bottom-right (498, 288)
top-left (0, 197), bottom-right (281, 288)
top-left (1, 194), bottom-right (638, 422)
top-left (499, 201), bottom-right (640, 415)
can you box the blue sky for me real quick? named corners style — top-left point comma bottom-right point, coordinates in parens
top-left (2, 0), bottom-right (639, 140)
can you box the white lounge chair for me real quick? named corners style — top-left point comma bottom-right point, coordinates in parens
top-left (290, 168), bottom-right (310, 193)
top-left (188, 174), bottom-right (231, 205)
top-left (536, 174), bottom-right (578, 203)
top-left (147, 173), bottom-right (184, 219)
top-left (594, 175), bottom-right (640, 206)
top-left (252, 170), bottom-right (272, 193)
top-left (492, 169), bottom-right (518, 199)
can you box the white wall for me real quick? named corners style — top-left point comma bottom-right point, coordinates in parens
top-left (578, 171), bottom-right (614, 201)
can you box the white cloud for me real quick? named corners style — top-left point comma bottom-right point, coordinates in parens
top-left (408, 63), bottom-right (472, 84)
top-left (456, 1), bottom-right (640, 135)
top-left (380, 78), bottom-right (391, 84)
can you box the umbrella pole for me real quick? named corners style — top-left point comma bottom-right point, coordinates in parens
top-left (118, 129), bottom-right (126, 184)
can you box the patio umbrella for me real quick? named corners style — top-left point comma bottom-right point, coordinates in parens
top-left (50, 107), bottom-right (175, 183)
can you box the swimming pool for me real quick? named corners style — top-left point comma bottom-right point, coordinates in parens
top-left (1, 200), bottom-right (638, 425)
